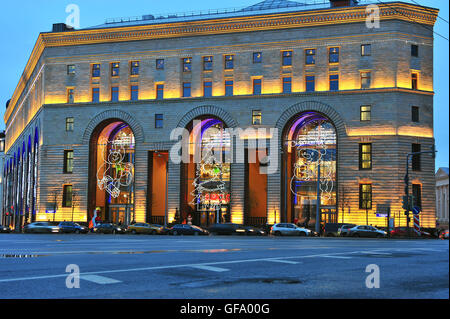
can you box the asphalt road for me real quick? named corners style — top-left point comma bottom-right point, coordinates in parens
top-left (0, 233), bottom-right (448, 299)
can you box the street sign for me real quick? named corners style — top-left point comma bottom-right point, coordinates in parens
top-left (376, 213), bottom-right (388, 218)
top-left (412, 206), bottom-right (421, 215)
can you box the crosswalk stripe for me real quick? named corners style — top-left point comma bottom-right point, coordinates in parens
top-left (190, 265), bottom-right (229, 272)
top-left (265, 259), bottom-right (300, 264)
top-left (81, 275), bottom-right (122, 284)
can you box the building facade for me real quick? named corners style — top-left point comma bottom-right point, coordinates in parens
top-left (0, 131), bottom-right (5, 225)
top-left (436, 168), bottom-right (449, 228)
top-left (2, 0), bottom-right (438, 230)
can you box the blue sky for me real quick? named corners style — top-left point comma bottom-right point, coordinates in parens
top-left (0, 0), bottom-right (448, 169)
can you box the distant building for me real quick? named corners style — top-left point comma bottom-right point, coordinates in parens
top-left (436, 168), bottom-right (449, 228)
top-left (0, 130), bottom-right (5, 225)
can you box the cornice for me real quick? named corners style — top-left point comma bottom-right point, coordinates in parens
top-left (4, 2), bottom-right (438, 124)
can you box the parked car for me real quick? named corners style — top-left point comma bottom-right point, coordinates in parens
top-left (324, 223), bottom-right (355, 237)
top-left (337, 224), bottom-right (357, 237)
top-left (440, 230), bottom-right (449, 240)
top-left (270, 223), bottom-right (312, 236)
top-left (348, 225), bottom-right (387, 238)
top-left (169, 224), bottom-right (209, 236)
top-left (58, 222), bottom-right (89, 234)
top-left (208, 223), bottom-right (244, 235)
top-left (390, 227), bottom-right (432, 238)
top-left (127, 223), bottom-right (165, 235)
top-left (23, 222), bottom-right (60, 234)
top-left (0, 225), bottom-right (11, 233)
top-left (93, 223), bottom-right (126, 234)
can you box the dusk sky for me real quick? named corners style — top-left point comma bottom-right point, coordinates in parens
top-left (0, 0), bottom-right (448, 169)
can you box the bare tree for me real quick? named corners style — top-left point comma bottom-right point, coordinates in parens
top-left (49, 189), bottom-right (60, 222)
top-left (339, 186), bottom-right (351, 223)
top-left (71, 190), bottom-right (79, 222)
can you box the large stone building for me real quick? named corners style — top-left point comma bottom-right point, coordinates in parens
top-left (436, 168), bottom-right (449, 228)
top-left (2, 0), bottom-right (438, 231)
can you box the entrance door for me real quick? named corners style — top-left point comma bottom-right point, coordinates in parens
top-left (109, 204), bottom-right (133, 225)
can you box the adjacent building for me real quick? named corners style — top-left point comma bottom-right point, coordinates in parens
top-left (2, 0), bottom-right (439, 230)
top-left (0, 130), bottom-right (5, 225)
top-left (436, 168), bottom-right (449, 228)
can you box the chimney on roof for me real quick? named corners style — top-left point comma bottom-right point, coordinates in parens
top-left (52, 23), bottom-right (75, 32)
top-left (329, 0), bottom-right (358, 7)
top-left (6, 99), bottom-right (10, 109)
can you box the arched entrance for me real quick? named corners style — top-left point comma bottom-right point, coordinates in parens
top-left (282, 111), bottom-right (337, 228)
top-left (180, 116), bottom-right (231, 227)
top-left (88, 119), bottom-right (135, 225)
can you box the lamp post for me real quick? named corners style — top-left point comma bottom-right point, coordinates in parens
top-left (315, 161), bottom-right (321, 235)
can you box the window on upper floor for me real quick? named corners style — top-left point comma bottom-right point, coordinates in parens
top-left (361, 44), bottom-right (371, 56)
top-left (92, 87), bottom-right (100, 103)
top-left (155, 114), bottom-right (164, 129)
top-left (253, 79), bottom-right (262, 95)
top-left (329, 74), bottom-right (339, 91)
top-left (412, 106), bottom-right (419, 123)
top-left (131, 61), bottom-right (140, 75)
top-left (359, 143), bottom-right (372, 170)
top-left (111, 87), bottom-right (119, 102)
top-left (203, 81), bottom-right (212, 97)
top-left (156, 84), bottom-right (164, 100)
top-left (67, 88), bottom-right (75, 103)
top-left (111, 62), bottom-right (120, 77)
top-left (359, 184), bottom-right (372, 210)
top-left (183, 82), bottom-right (191, 97)
top-left (253, 52), bottom-right (262, 64)
top-left (131, 85), bottom-right (139, 101)
top-left (65, 117), bottom-right (74, 131)
top-left (67, 65), bottom-right (75, 75)
top-left (361, 71), bottom-right (371, 89)
top-left (360, 105), bottom-right (371, 121)
top-left (411, 44), bottom-right (419, 57)
top-left (412, 184), bottom-right (422, 209)
top-left (62, 185), bottom-right (73, 208)
top-left (282, 77), bottom-right (292, 93)
top-left (412, 143), bottom-right (421, 171)
top-left (252, 110), bottom-right (262, 125)
top-left (305, 49), bottom-right (315, 65)
top-left (305, 75), bottom-right (315, 92)
top-left (225, 80), bottom-right (233, 96)
top-left (411, 72), bottom-right (418, 90)
top-left (329, 47), bottom-right (339, 63)
top-left (92, 64), bottom-right (101, 77)
top-left (203, 56), bottom-right (213, 71)
top-left (156, 59), bottom-right (164, 70)
top-left (282, 51), bottom-right (292, 66)
top-left (64, 150), bottom-right (74, 174)
top-left (225, 55), bottom-right (234, 70)
top-left (183, 58), bottom-right (192, 72)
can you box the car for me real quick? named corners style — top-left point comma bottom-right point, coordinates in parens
top-left (169, 224), bottom-right (209, 236)
top-left (390, 227), bottom-right (432, 238)
top-left (58, 222), bottom-right (89, 234)
top-left (440, 230), bottom-right (449, 240)
top-left (208, 223), bottom-right (244, 235)
top-left (93, 223), bottom-right (126, 234)
top-left (337, 224), bottom-right (357, 237)
top-left (23, 222), bottom-right (60, 234)
top-left (270, 223), bottom-right (311, 236)
top-left (127, 223), bottom-right (165, 235)
top-left (324, 223), bottom-right (355, 237)
top-left (348, 225), bottom-right (387, 238)
top-left (240, 226), bottom-right (266, 236)
top-left (0, 225), bottom-right (11, 233)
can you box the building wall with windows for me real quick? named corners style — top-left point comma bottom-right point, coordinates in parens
top-left (3, 1), bottom-right (438, 229)
top-left (436, 168), bottom-right (449, 227)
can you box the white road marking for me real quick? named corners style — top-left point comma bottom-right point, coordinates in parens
top-left (81, 275), bottom-right (121, 285)
top-left (265, 259), bottom-right (300, 264)
top-left (190, 265), bottom-right (229, 272)
top-left (361, 251), bottom-right (392, 255)
top-left (318, 255), bottom-right (353, 259)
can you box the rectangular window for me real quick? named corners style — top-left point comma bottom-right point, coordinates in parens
top-left (253, 52), bottom-right (262, 63)
top-left (156, 84), bottom-right (164, 100)
top-left (361, 44), bottom-right (371, 56)
top-left (130, 85), bottom-right (139, 101)
top-left (225, 80), bottom-right (233, 96)
top-left (252, 110), bottom-right (262, 125)
top-left (183, 82), bottom-right (191, 97)
top-left (67, 65), bottom-right (75, 75)
top-left (156, 59), bottom-right (164, 70)
top-left (282, 77), bottom-right (292, 93)
top-left (412, 184), bottom-right (422, 209)
top-left (183, 57), bottom-right (192, 72)
top-left (412, 106), bottom-right (419, 122)
top-left (411, 44), bottom-right (419, 57)
top-left (203, 56), bottom-right (213, 71)
top-left (65, 117), bottom-right (74, 131)
top-left (360, 105), bottom-right (371, 121)
top-left (411, 72), bottom-right (418, 90)
top-left (305, 49), bottom-right (316, 65)
top-left (306, 76), bottom-right (315, 92)
top-left (203, 81), bottom-right (212, 97)
top-left (64, 150), bottom-right (74, 174)
top-left (225, 55), bottom-right (234, 70)
top-left (412, 144), bottom-right (421, 171)
top-left (329, 47), bottom-right (339, 63)
top-left (130, 61), bottom-right (140, 75)
top-left (92, 87), bottom-right (100, 103)
top-left (92, 64), bottom-right (101, 77)
top-left (282, 51), bottom-right (292, 66)
top-left (359, 143), bottom-right (372, 170)
top-left (111, 62), bottom-right (120, 77)
top-left (155, 114), bottom-right (164, 128)
top-left (67, 88), bottom-right (75, 103)
top-left (253, 79), bottom-right (262, 95)
top-left (111, 87), bottom-right (119, 102)
top-left (329, 74), bottom-right (339, 91)
top-left (361, 71), bottom-right (371, 89)
top-left (359, 184), bottom-right (372, 209)
top-left (62, 185), bottom-right (73, 208)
